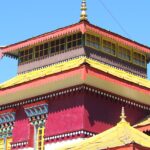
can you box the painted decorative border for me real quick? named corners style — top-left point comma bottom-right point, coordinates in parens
top-left (45, 130), bottom-right (95, 142)
top-left (11, 141), bottom-right (28, 148)
top-left (11, 130), bottom-right (95, 149)
top-left (0, 85), bottom-right (150, 112)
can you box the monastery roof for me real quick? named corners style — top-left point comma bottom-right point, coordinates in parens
top-left (0, 57), bottom-right (149, 89)
top-left (58, 109), bottom-right (150, 150)
top-left (134, 115), bottom-right (150, 132)
top-left (134, 116), bottom-right (150, 128)
top-left (0, 57), bottom-right (149, 106)
top-left (1, 21), bottom-right (150, 57)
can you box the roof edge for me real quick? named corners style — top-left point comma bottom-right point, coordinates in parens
top-left (1, 21), bottom-right (150, 55)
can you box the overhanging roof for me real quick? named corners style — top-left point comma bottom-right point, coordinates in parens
top-left (1, 21), bottom-right (150, 57)
top-left (0, 57), bottom-right (149, 106)
top-left (57, 116), bottom-right (150, 150)
top-left (134, 116), bottom-right (150, 128)
top-left (134, 115), bottom-right (150, 132)
top-left (0, 57), bottom-right (149, 89)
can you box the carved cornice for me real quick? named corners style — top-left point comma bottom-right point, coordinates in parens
top-left (24, 103), bottom-right (48, 126)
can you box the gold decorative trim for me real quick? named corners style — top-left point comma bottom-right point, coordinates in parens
top-left (0, 57), bottom-right (150, 89)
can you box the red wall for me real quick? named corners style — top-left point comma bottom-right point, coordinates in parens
top-left (12, 106), bottom-right (33, 144)
top-left (45, 92), bottom-right (85, 136)
top-left (83, 90), bottom-right (149, 133)
top-left (44, 90), bottom-right (149, 137)
top-left (12, 90), bottom-right (149, 143)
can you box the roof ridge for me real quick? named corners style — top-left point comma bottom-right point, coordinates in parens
top-left (2, 21), bottom-right (150, 55)
top-left (2, 21), bottom-right (85, 52)
top-left (87, 23), bottom-right (150, 50)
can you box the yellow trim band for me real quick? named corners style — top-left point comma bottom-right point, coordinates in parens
top-left (0, 57), bottom-right (149, 89)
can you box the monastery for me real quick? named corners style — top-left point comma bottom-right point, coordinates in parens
top-left (0, 0), bottom-right (150, 149)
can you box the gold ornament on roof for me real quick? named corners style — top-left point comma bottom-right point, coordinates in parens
top-left (80, 0), bottom-right (88, 21)
top-left (120, 107), bottom-right (126, 122)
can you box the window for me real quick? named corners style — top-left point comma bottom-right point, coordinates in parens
top-left (103, 40), bottom-right (116, 55)
top-left (50, 37), bottom-right (66, 54)
top-left (35, 43), bottom-right (49, 58)
top-left (133, 52), bottom-right (146, 67)
top-left (19, 48), bottom-right (33, 63)
top-left (67, 33), bottom-right (82, 49)
top-left (85, 34), bottom-right (100, 49)
top-left (36, 127), bottom-right (45, 150)
top-left (118, 46), bottom-right (131, 61)
top-left (18, 32), bottom-right (83, 64)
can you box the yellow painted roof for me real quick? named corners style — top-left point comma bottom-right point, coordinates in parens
top-left (58, 109), bottom-right (150, 150)
top-left (134, 115), bottom-right (150, 128)
top-left (0, 57), bottom-right (150, 89)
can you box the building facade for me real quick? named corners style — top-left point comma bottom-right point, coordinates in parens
top-left (0, 0), bottom-right (150, 149)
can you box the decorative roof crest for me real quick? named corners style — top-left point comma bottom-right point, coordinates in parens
top-left (120, 107), bottom-right (126, 122)
top-left (80, 0), bottom-right (88, 21)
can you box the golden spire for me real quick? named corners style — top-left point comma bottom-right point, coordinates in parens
top-left (80, 0), bottom-right (88, 21)
top-left (120, 107), bottom-right (126, 122)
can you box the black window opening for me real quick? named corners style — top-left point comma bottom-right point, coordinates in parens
top-left (85, 34), bottom-right (100, 49)
top-left (102, 40), bottom-right (116, 56)
top-left (118, 46), bottom-right (131, 61)
top-left (18, 32), bottom-right (83, 64)
top-left (133, 52), bottom-right (146, 67)
top-left (19, 48), bottom-right (33, 64)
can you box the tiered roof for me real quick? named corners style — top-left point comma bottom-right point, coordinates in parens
top-left (0, 0), bottom-right (149, 110)
top-left (0, 57), bottom-right (149, 89)
top-left (0, 57), bottom-right (149, 105)
top-left (1, 21), bottom-right (150, 57)
top-left (0, 1), bottom-right (150, 149)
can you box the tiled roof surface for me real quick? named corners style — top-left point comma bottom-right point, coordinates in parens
top-left (58, 118), bottom-right (150, 150)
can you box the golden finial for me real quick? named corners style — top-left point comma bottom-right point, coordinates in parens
top-left (80, 0), bottom-right (88, 21)
top-left (120, 107), bottom-right (126, 122)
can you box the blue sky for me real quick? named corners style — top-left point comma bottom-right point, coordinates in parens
top-left (0, 0), bottom-right (150, 83)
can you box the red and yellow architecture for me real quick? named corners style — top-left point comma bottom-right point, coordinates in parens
top-left (59, 108), bottom-right (150, 150)
top-left (0, 0), bottom-right (150, 149)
